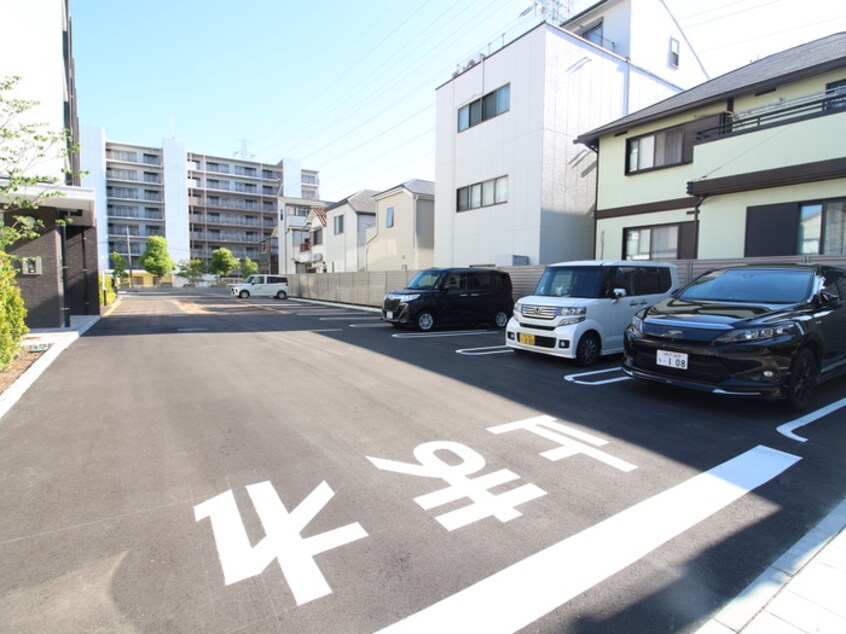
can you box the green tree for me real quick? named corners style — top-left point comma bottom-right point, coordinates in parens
top-left (139, 235), bottom-right (174, 279)
top-left (1, 75), bottom-right (77, 248)
top-left (208, 248), bottom-right (239, 280)
top-left (240, 256), bottom-right (258, 277)
top-left (110, 251), bottom-right (127, 284)
top-left (176, 258), bottom-right (206, 285)
top-left (0, 253), bottom-right (27, 370)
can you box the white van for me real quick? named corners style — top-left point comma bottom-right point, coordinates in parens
top-left (505, 261), bottom-right (678, 366)
top-left (231, 274), bottom-right (289, 299)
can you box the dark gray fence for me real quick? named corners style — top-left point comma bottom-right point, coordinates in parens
top-left (286, 255), bottom-right (846, 307)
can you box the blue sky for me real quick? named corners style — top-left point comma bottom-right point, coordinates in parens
top-left (69, 0), bottom-right (846, 201)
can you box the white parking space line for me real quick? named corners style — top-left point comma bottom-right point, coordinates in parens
top-left (349, 323), bottom-right (393, 328)
top-left (378, 445), bottom-right (800, 634)
top-left (456, 345), bottom-right (513, 356)
top-left (563, 367), bottom-right (631, 385)
top-left (777, 396), bottom-right (846, 441)
top-left (392, 330), bottom-right (496, 339)
top-left (319, 316), bottom-right (381, 321)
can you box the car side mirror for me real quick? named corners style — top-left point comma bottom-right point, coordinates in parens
top-left (612, 287), bottom-right (627, 299)
top-left (820, 290), bottom-right (839, 304)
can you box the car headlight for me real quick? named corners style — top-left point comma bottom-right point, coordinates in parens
top-left (714, 323), bottom-right (798, 344)
top-left (396, 294), bottom-right (420, 303)
top-left (558, 306), bottom-right (586, 325)
top-left (629, 314), bottom-right (644, 336)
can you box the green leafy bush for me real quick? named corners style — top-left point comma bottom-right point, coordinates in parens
top-left (99, 274), bottom-right (116, 306)
top-left (0, 252), bottom-right (28, 370)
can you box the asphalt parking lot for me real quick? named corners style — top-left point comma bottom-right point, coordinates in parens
top-left (1, 290), bottom-right (844, 633)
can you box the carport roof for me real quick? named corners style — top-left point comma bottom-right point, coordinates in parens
top-left (575, 31), bottom-right (846, 149)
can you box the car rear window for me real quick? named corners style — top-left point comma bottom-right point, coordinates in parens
top-left (680, 268), bottom-right (814, 304)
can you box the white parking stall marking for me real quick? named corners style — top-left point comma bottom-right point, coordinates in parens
top-left (194, 481), bottom-right (368, 606)
top-left (777, 395), bottom-right (846, 441)
top-left (564, 367), bottom-right (631, 385)
top-left (488, 415), bottom-right (637, 472)
top-left (456, 345), bottom-right (513, 356)
top-left (392, 330), bottom-right (496, 339)
top-left (349, 323), bottom-right (394, 328)
top-left (378, 445), bottom-right (800, 634)
top-left (319, 316), bottom-right (381, 321)
top-left (368, 441), bottom-right (546, 531)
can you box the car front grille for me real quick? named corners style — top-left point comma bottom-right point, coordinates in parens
top-left (519, 304), bottom-right (558, 320)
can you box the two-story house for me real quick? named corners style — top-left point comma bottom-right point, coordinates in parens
top-left (576, 32), bottom-right (846, 262)
top-left (434, 0), bottom-right (709, 268)
top-left (365, 180), bottom-right (435, 272)
top-left (324, 190), bottom-right (377, 273)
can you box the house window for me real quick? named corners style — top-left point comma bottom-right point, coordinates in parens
top-left (457, 84), bottom-right (510, 132)
top-left (334, 215), bottom-right (344, 234)
top-left (456, 176), bottom-right (508, 212)
top-left (624, 222), bottom-right (697, 260)
top-left (386, 207), bottom-right (394, 228)
top-left (581, 21), bottom-right (604, 47)
top-left (669, 38), bottom-right (680, 67)
top-left (824, 79), bottom-right (846, 111)
top-left (745, 199), bottom-right (846, 256)
top-left (313, 229), bottom-right (323, 245)
top-left (627, 126), bottom-right (684, 173)
top-left (799, 200), bottom-right (846, 255)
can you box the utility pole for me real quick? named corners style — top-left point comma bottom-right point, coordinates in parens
top-left (125, 225), bottom-right (133, 289)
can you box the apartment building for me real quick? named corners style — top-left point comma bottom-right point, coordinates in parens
top-left (0, 0), bottom-right (99, 327)
top-left (81, 128), bottom-right (320, 282)
top-left (434, 0), bottom-right (709, 268)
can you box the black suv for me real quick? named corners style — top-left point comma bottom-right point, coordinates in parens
top-left (382, 268), bottom-right (513, 331)
top-left (623, 264), bottom-right (846, 411)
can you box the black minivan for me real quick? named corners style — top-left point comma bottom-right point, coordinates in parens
top-left (382, 268), bottom-right (514, 331)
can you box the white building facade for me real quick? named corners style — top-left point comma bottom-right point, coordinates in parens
top-left (323, 190), bottom-right (377, 273)
top-left (434, 0), bottom-right (708, 267)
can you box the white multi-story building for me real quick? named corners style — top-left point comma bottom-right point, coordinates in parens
top-left (434, 0), bottom-right (709, 267)
top-left (81, 127), bottom-right (320, 280)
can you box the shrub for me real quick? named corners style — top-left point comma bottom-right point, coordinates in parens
top-left (0, 252), bottom-right (28, 370)
top-left (99, 274), bottom-right (116, 306)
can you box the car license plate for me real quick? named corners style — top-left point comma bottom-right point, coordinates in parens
top-left (657, 350), bottom-right (688, 370)
top-left (518, 333), bottom-right (535, 345)
top-left (386, 311), bottom-right (393, 320)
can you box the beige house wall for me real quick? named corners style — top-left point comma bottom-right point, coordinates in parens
top-left (366, 190), bottom-right (434, 271)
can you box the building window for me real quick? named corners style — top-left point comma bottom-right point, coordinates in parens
top-left (581, 21), bottom-right (604, 47)
top-left (456, 176), bottom-right (508, 212)
top-left (627, 126), bottom-right (684, 173)
top-left (624, 222), bottom-right (697, 260)
top-left (669, 38), bottom-right (680, 67)
top-left (386, 207), bottom-right (394, 228)
top-left (334, 215), bottom-right (344, 234)
top-left (457, 84), bottom-right (510, 132)
top-left (824, 79), bottom-right (846, 111)
top-left (313, 229), bottom-right (323, 245)
top-left (745, 199), bottom-right (846, 257)
top-left (799, 200), bottom-right (846, 255)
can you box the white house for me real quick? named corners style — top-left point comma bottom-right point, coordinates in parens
top-left (324, 190), bottom-right (377, 272)
top-left (434, 0), bottom-right (709, 268)
top-left (365, 179), bottom-right (435, 272)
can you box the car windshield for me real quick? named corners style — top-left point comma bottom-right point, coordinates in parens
top-left (244, 275), bottom-right (256, 284)
top-left (407, 270), bottom-right (442, 290)
top-left (679, 268), bottom-right (814, 304)
top-left (534, 266), bottom-right (603, 298)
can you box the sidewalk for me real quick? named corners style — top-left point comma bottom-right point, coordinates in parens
top-left (697, 498), bottom-right (846, 633)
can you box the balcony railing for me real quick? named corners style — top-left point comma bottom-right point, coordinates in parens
top-left (697, 87), bottom-right (846, 142)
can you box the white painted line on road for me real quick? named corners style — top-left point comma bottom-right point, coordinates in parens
top-left (349, 323), bottom-right (393, 328)
top-left (378, 445), bottom-right (800, 634)
top-left (456, 345), bottom-right (513, 356)
top-left (320, 316), bottom-right (381, 321)
top-left (564, 367), bottom-right (631, 385)
top-left (776, 396), bottom-right (846, 442)
top-left (392, 330), bottom-right (496, 339)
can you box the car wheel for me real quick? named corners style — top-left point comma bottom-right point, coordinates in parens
top-left (575, 332), bottom-right (600, 367)
top-left (276, 290), bottom-right (287, 300)
top-left (416, 311), bottom-right (435, 332)
top-left (238, 290), bottom-right (250, 299)
top-left (493, 310), bottom-right (509, 328)
top-left (785, 348), bottom-right (818, 412)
